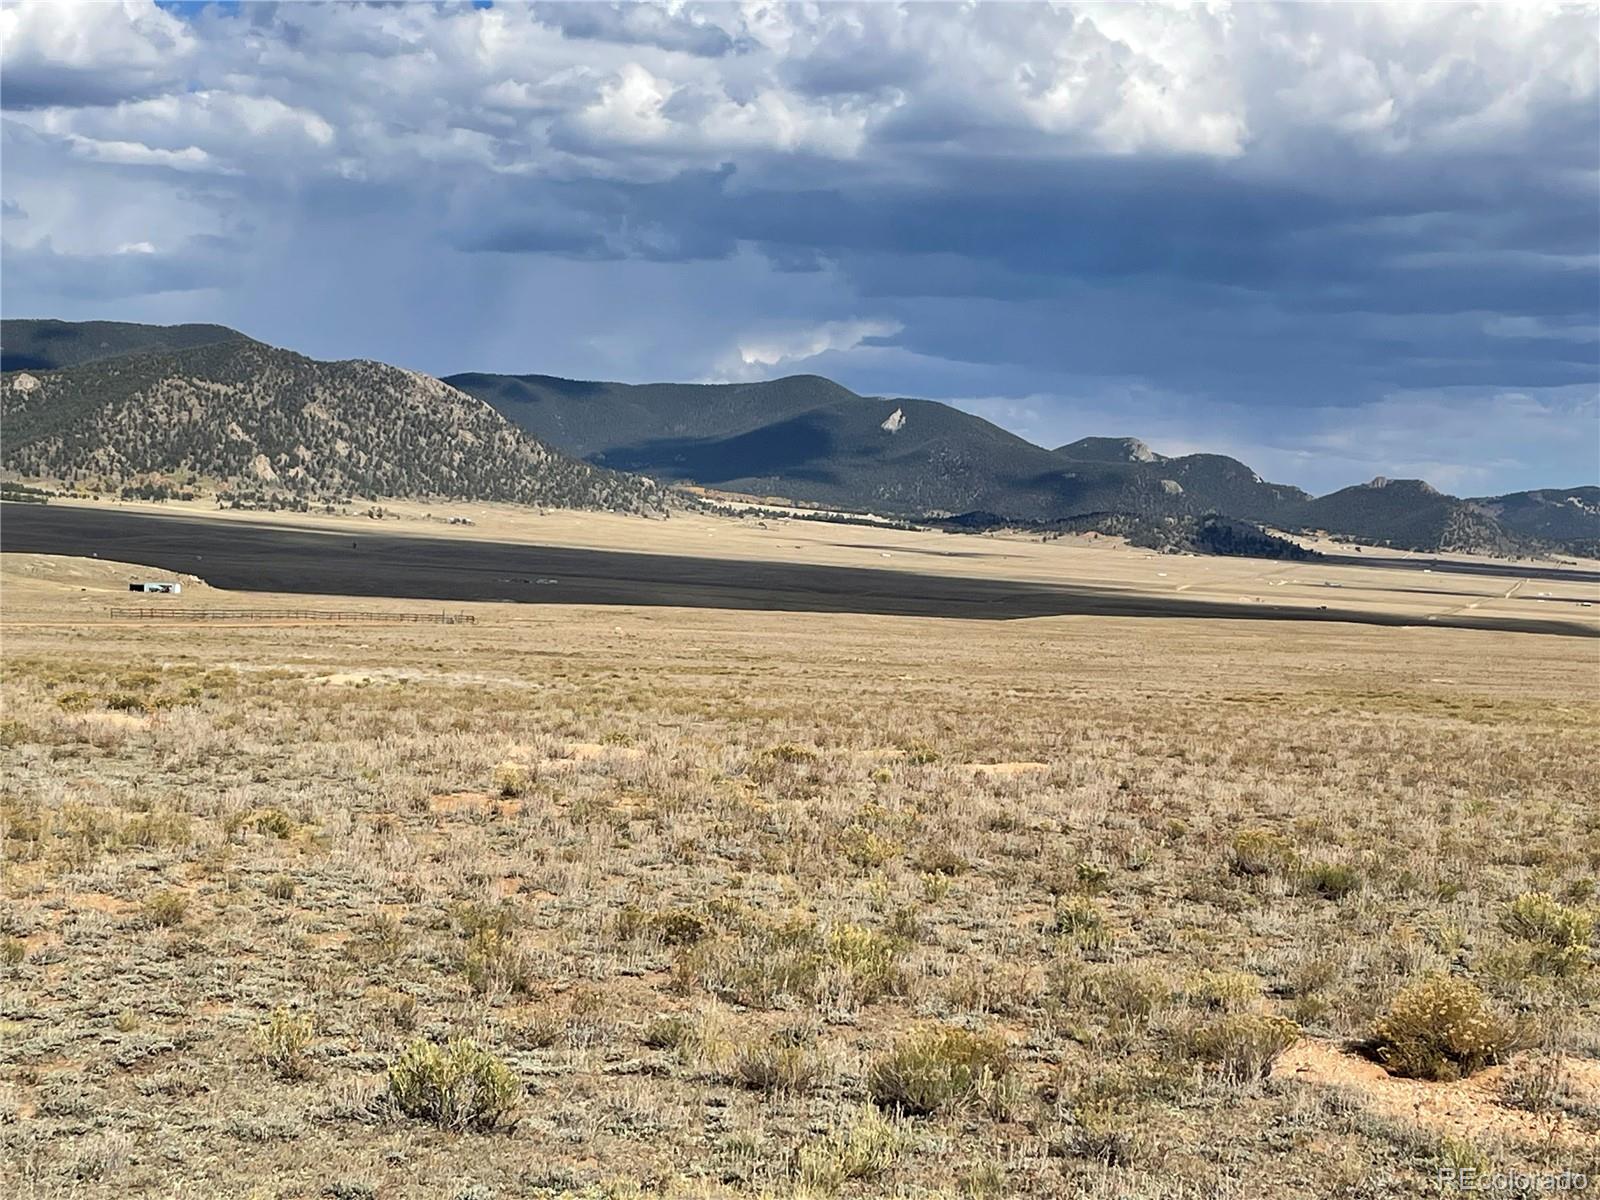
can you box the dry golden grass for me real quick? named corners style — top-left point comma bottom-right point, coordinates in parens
top-left (30, 492), bottom-right (1600, 633)
top-left (1, 550), bottom-right (1596, 1198)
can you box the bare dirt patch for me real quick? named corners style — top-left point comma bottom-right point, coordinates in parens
top-left (1273, 1040), bottom-right (1600, 1149)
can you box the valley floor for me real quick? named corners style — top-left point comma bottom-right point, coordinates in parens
top-left (8, 494), bottom-right (1600, 635)
top-left (1, 545), bottom-right (1597, 1198)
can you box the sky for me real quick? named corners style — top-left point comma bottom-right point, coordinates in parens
top-left (1, 1), bottom-right (1597, 496)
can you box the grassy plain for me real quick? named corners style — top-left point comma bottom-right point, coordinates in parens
top-left (33, 493), bottom-right (1600, 633)
top-left (1, 533), bottom-right (1597, 1199)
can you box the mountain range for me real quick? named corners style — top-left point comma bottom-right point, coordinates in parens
top-left (0, 322), bottom-right (663, 514)
top-left (2, 319), bottom-right (1594, 556)
top-left (446, 370), bottom-right (1323, 525)
top-left (445, 368), bottom-right (1596, 555)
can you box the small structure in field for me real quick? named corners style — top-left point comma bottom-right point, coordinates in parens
top-left (129, 581), bottom-right (182, 594)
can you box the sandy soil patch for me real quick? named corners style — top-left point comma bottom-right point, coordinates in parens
top-left (959, 760), bottom-right (1051, 776)
top-left (428, 791), bottom-right (522, 819)
top-left (313, 668), bottom-right (425, 686)
top-left (535, 742), bottom-right (647, 772)
top-left (1272, 1040), bottom-right (1600, 1149)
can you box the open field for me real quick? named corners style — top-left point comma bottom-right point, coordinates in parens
top-left (4, 500), bottom-right (1598, 637)
top-left (2, 536), bottom-right (1598, 1198)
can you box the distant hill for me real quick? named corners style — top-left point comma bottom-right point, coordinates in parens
top-left (936, 510), bottom-right (1318, 560)
top-left (1, 340), bottom-right (664, 512)
top-left (443, 373), bottom-right (863, 460)
top-left (1053, 436), bottom-right (1161, 464)
top-left (0, 319), bottom-right (250, 372)
top-left (446, 369), bottom-right (1600, 555)
top-left (1471, 486), bottom-right (1600, 546)
top-left (447, 371), bottom-right (1312, 525)
top-left (1286, 478), bottom-right (1523, 555)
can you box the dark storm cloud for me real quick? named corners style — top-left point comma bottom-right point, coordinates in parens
top-left (444, 143), bottom-right (1596, 406)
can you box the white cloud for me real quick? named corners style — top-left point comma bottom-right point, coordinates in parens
top-left (1282, 387), bottom-right (1600, 495)
top-left (0, 0), bottom-right (194, 110)
top-left (711, 318), bottom-right (904, 382)
top-left (7, 3), bottom-right (1594, 195)
top-left (64, 134), bottom-right (221, 173)
top-left (578, 62), bottom-right (676, 145)
top-left (1482, 315), bottom-right (1599, 343)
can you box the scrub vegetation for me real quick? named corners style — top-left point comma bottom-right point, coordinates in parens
top-left (1, 581), bottom-right (1596, 1197)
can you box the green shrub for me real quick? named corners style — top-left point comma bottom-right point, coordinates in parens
top-left (823, 922), bottom-right (903, 1006)
top-left (119, 810), bottom-right (192, 850)
top-left (252, 808), bottom-right (295, 839)
top-left (641, 1014), bottom-right (697, 1052)
top-left (732, 1040), bottom-right (825, 1094)
top-left (1073, 860), bottom-right (1111, 895)
top-left (867, 1026), bottom-right (1010, 1115)
top-left (142, 889), bottom-right (189, 928)
top-left (1300, 860), bottom-right (1362, 900)
top-left (1, 937), bottom-right (26, 966)
top-left (1501, 892), bottom-right (1593, 976)
top-left (1189, 971), bottom-right (1262, 1012)
top-left (490, 761), bottom-right (527, 798)
top-left (254, 1006), bottom-right (314, 1081)
top-left (676, 912), bottom-right (903, 1011)
top-left (1229, 830), bottom-right (1297, 878)
top-left (1176, 1012), bottom-right (1300, 1082)
top-left (793, 1105), bottom-right (908, 1193)
top-left (264, 874), bottom-right (297, 901)
top-left (617, 904), bottom-right (709, 947)
top-left (387, 1037), bottom-right (521, 1131)
top-left (461, 927), bottom-right (530, 996)
top-left (1053, 896), bottom-right (1110, 951)
top-left (840, 825), bottom-right (901, 869)
top-left (915, 843), bottom-right (968, 876)
top-left (1371, 976), bottom-right (1512, 1081)
top-left (449, 900), bottom-right (517, 940)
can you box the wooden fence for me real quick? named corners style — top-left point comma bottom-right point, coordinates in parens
top-left (106, 607), bottom-right (476, 625)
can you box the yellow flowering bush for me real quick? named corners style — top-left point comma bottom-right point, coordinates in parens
top-left (1371, 976), bottom-right (1511, 1081)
